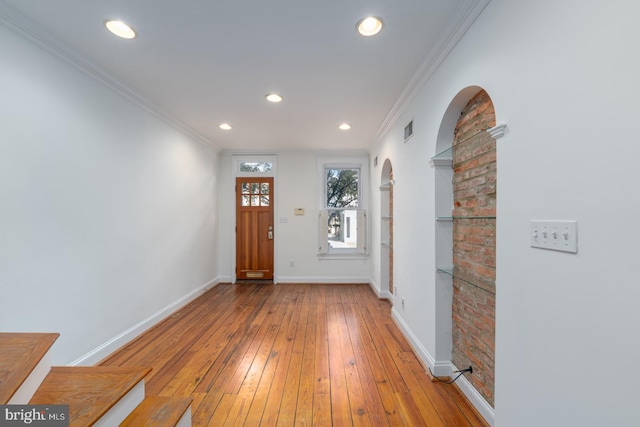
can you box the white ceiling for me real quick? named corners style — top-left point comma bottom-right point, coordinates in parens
top-left (0, 0), bottom-right (488, 151)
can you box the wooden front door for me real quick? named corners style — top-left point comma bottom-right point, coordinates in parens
top-left (236, 177), bottom-right (274, 280)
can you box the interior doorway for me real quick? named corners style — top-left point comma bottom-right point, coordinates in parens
top-left (235, 177), bottom-right (274, 280)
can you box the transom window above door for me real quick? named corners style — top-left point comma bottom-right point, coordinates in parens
top-left (233, 155), bottom-right (277, 177)
top-left (240, 162), bottom-right (273, 173)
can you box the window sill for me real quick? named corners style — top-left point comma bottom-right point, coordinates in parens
top-left (317, 253), bottom-right (369, 260)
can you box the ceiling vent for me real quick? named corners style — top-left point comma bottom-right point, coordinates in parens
top-left (404, 120), bottom-right (414, 142)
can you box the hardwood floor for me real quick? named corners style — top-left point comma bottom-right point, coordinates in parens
top-left (100, 283), bottom-right (488, 426)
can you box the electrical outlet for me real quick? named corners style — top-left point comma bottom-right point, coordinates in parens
top-left (456, 366), bottom-right (473, 374)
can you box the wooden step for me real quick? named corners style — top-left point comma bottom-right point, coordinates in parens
top-left (0, 332), bottom-right (59, 404)
top-left (30, 366), bottom-right (151, 427)
top-left (121, 396), bottom-right (192, 427)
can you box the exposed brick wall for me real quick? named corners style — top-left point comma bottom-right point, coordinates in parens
top-left (452, 90), bottom-right (496, 406)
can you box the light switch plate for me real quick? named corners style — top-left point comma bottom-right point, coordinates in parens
top-left (530, 220), bottom-right (578, 253)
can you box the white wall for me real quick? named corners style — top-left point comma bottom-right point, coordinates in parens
top-left (371, 0), bottom-right (640, 425)
top-left (217, 151), bottom-right (371, 283)
top-left (0, 23), bottom-right (220, 365)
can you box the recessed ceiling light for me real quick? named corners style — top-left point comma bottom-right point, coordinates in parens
top-left (105, 20), bottom-right (137, 39)
top-left (265, 93), bottom-right (283, 103)
top-left (339, 123), bottom-right (352, 130)
top-left (356, 16), bottom-right (384, 36)
top-left (219, 123), bottom-right (232, 130)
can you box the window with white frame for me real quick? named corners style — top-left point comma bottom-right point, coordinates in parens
top-left (233, 155), bottom-right (276, 177)
top-left (318, 159), bottom-right (368, 255)
top-left (239, 161), bottom-right (273, 173)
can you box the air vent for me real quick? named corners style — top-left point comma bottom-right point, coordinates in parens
top-left (404, 120), bottom-right (413, 142)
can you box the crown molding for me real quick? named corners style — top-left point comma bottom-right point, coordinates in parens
top-left (0, 2), bottom-right (219, 152)
top-left (221, 148), bottom-right (370, 157)
top-left (373, 0), bottom-right (492, 144)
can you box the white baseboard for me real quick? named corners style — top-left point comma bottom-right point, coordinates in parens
top-left (391, 307), bottom-right (439, 370)
top-left (377, 289), bottom-right (392, 300)
top-left (371, 285), bottom-right (392, 301)
top-left (451, 363), bottom-right (495, 426)
top-left (365, 278), bottom-right (393, 300)
top-left (69, 277), bottom-right (221, 366)
top-left (275, 276), bottom-right (371, 284)
top-left (391, 307), bottom-right (495, 426)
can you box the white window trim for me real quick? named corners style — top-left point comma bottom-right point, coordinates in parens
top-left (317, 157), bottom-right (369, 258)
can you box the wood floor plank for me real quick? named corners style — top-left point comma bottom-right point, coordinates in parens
top-left (355, 297), bottom-right (409, 395)
top-left (313, 284), bottom-right (330, 397)
top-left (223, 324), bottom-right (280, 427)
top-left (242, 289), bottom-right (293, 425)
top-left (102, 285), bottom-right (247, 397)
top-left (120, 396), bottom-right (192, 427)
top-left (258, 286), bottom-right (304, 426)
top-left (312, 285), bottom-right (332, 426)
top-left (333, 286), bottom-right (373, 427)
top-left (360, 314), bottom-right (446, 426)
top-left (441, 381), bottom-right (489, 425)
top-left (100, 285), bottom-right (234, 367)
top-left (294, 287), bottom-right (316, 426)
top-left (193, 286), bottom-right (281, 397)
top-left (341, 287), bottom-right (391, 427)
top-left (206, 291), bottom-right (283, 426)
top-left (101, 283), bottom-right (489, 427)
top-left (326, 286), bottom-right (354, 426)
top-left (277, 286), bottom-right (311, 426)
top-left (191, 389), bottom-right (224, 426)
